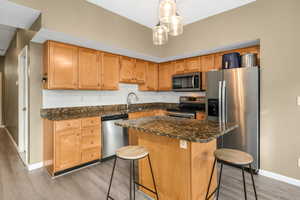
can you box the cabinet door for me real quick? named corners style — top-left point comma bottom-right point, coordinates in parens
top-left (185, 57), bottom-right (200, 73)
top-left (173, 60), bottom-right (185, 74)
top-left (120, 56), bottom-right (136, 83)
top-left (55, 129), bottom-right (81, 172)
top-left (101, 52), bottom-right (119, 90)
top-left (147, 62), bottom-right (159, 91)
top-left (135, 59), bottom-right (147, 83)
top-left (139, 62), bottom-right (158, 91)
top-left (78, 48), bottom-right (101, 90)
top-left (158, 62), bottom-right (174, 91)
top-left (201, 55), bottom-right (215, 90)
top-left (214, 53), bottom-right (223, 70)
top-left (48, 41), bottom-right (79, 89)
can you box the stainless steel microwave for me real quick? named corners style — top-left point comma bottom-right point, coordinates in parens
top-left (172, 72), bottom-right (203, 91)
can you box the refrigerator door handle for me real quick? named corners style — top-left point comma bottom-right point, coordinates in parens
top-left (222, 80), bottom-right (226, 123)
top-left (218, 81), bottom-right (222, 122)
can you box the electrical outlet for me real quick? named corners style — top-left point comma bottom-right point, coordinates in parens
top-left (180, 140), bottom-right (187, 149)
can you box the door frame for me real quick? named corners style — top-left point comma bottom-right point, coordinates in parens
top-left (18, 45), bottom-right (29, 165)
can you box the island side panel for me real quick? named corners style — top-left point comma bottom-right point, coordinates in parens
top-left (191, 139), bottom-right (217, 200)
top-left (137, 131), bottom-right (191, 200)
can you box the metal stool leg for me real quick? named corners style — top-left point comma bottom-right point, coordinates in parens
top-left (106, 156), bottom-right (117, 200)
top-left (216, 163), bottom-right (223, 200)
top-left (133, 160), bottom-right (136, 200)
top-left (130, 160), bottom-right (133, 200)
top-left (205, 158), bottom-right (217, 200)
top-left (249, 164), bottom-right (258, 200)
top-left (147, 155), bottom-right (159, 200)
top-left (242, 167), bottom-right (248, 200)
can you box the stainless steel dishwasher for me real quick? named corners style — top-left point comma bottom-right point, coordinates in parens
top-left (101, 114), bottom-right (128, 160)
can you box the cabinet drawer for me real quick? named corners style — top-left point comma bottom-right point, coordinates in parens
top-left (81, 148), bottom-right (100, 163)
top-left (81, 131), bottom-right (100, 149)
top-left (55, 119), bottom-right (81, 132)
top-left (81, 127), bottom-right (100, 136)
top-left (82, 117), bottom-right (100, 128)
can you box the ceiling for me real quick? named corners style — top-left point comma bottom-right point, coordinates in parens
top-left (0, 0), bottom-right (40, 56)
top-left (86, 0), bottom-right (256, 28)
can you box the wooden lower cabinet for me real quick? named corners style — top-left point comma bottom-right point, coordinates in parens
top-left (128, 110), bottom-right (166, 145)
top-left (44, 116), bottom-right (101, 176)
top-left (196, 112), bottom-right (206, 121)
top-left (54, 129), bottom-right (81, 172)
top-left (137, 131), bottom-right (217, 200)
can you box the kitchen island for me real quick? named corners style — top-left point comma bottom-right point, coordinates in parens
top-left (116, 116), bottom-right (238, 200)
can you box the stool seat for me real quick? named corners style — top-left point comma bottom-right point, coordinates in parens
top-left (116, 146), bottom-right (149, 160)
top-left (214, 148), bottom-right (253, 166)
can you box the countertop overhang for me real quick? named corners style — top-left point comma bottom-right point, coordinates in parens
top-left (116, 116), bottom-right (238, 143)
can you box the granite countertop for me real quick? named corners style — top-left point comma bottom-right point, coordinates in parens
top-left (41, 103), bottom-right (179, 121)
top-left (115, 116), bottom-right (238, 143)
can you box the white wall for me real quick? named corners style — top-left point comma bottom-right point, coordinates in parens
top-left (43, 83), bottom-right (205, 108)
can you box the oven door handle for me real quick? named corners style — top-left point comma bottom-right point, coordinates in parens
top-left (192, 75), bottom-right (195, 88)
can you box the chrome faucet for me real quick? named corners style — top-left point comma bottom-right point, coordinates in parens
top-left (126, 92), bottom-right (139, 110)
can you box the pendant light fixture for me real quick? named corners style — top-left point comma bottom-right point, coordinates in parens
top-left (153, 0), bottom-right (183, 45)
top-left (159, 0), bottom-right (176, 24)
top-left (168, 13), bottom-right (183, 36)
top-left (153, 23), bottom-right (168, 45)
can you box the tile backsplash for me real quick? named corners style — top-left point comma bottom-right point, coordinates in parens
top-left (42, 83), bottom-right (205, 108)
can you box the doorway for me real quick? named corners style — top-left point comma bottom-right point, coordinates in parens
top-left (18, 45), bottom-right (29, 165)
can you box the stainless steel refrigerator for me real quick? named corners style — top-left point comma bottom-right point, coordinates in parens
top-left (206, 67), bottom-right (260, 170)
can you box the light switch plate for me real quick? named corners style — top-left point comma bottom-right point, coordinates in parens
top-left (297, 96), bottom-right (300, 106)
top-left (298, 158), bottom-right (300, 168)
top-left (180, 140), bottom-right (187, 149)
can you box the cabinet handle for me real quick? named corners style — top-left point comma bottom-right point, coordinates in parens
top-left (42, 76), bottom-right (48, 83)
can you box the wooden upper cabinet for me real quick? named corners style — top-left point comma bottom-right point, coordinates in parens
top-left (200, 55), bottom-right (216, 91)
top-left (201, 55), bottom-right (215, 72)
top-left (120, 56), bottom-right (136, 83)
top-left (185, 57), bottom-right (200, 72)
top-left (44, 41), bottom-right (79, 89)
top-left (214, 53), bottom-right (223, 70)
top-left (78, 48), bottom-right (101, 90)
top-left (135, 59), bottom-right (147, 83)
top-left (55, 129), bottom-right (81, 171)
top-left (101, 52), bottom-right (120, 90)
top-left (158, 62), bottom-right (174, 91)
top-left (139, 62), bottom-right (158, 91)
top-left (173, 60), bottom-right (186, 74)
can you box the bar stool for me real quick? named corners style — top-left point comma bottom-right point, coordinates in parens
top-left (106, 145), bottom-right (159, 200)
top-left (205, 148), bottom-right (258, 200)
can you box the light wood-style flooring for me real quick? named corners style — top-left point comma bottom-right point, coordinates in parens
top-left (0, 129), bottom-right (299, 200)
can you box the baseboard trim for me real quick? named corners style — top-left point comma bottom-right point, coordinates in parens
top-left (4, 128), bottom-right (19, 152)
top-left (259, 169), bottom-right (300, 187)
top-left (27, 162), bottom-right (44, 171)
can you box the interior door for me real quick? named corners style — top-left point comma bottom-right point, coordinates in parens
top-left (222, 67), bottom-right (259, 169)
top-left (18, 46), bottom-right (29, 165)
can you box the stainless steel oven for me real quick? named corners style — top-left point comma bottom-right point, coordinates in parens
top-left (172, 72), bottom-right (203, 91)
